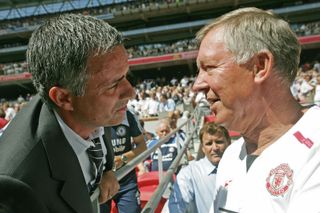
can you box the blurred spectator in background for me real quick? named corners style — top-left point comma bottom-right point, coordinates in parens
top-left (101, 109), bottom-right (146, 213)
top-left (313, 60), bottom-right (320, 73)
top-left (171, 89), bottom-right (182, 105)
top-left (137, 92), bottom-right (149, 117)
top-left (170, 77), bottom-right (178, 86)
top-left (139, 119), bottom-right (155, 141)
top-left (313, 74), bottom-right (320, 106)
top-left (180, 75), bottom-right (190, 88)
top-left (298, 72), bottom-right (314, 103)
top-left (146, 92), bottom-right (160, 117)
top-left (147, 119), bottom-right (179, 171)
top-left (182, 89), bottom-right (194, 113)
top-left (168, 109), bottom-right (185, 139)
top-left (0, 108), bottom-right (8, 129)
top-left (159, 94), bottom-right (176, 112)
top-left (168, 110), bottom-right (194, 163)
top-left (2, 102), bottom-right (15, 121)
top-left (168, 122), bottom-right (231, 213)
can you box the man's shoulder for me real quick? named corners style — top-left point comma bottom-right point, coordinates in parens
top-left (224, 137), bottom-right (245, 155)
top-left (165, 136), bottom-right (179, 146)
top-left (294, 106), bottom-right (320, 141)
top-left (216, 137), bottom-right (245, 172)
top-left (0, 95), bottom-right (55, 174)
top-left (0, 137), bottom-right (45, 176)
top-left (179, 159), bottom-right (205, 174)
top-left (0, 175), bottom-right (49, 213)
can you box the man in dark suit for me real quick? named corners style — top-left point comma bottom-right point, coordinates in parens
top-left (0, 14), bottom-right (135, 213)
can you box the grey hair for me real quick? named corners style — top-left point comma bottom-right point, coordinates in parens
top-left (196, 7), bottom-right (301, 84)
top-left (26, 13), bottom-right (123, 108)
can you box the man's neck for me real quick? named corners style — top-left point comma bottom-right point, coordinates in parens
top-left (54, 109), bottom-right (95, 139)
top-left (243, 100), bottom-right (304, 155)
top-left (244, 124), bottom-right (293, 155)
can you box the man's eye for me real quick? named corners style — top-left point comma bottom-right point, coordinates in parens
top-left (206, 65), bottom-right (217, 71)
top-left (108, 84), bottom-right (117, 90)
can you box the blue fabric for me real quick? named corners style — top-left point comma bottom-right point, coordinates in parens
top-left (111, 110), bottom-right (142, 184)
top-left (115, 179), bottom-right (141, 213)
top-left (159, 99), bottom-right (176, 112)
top-left (147, 136), bottom-right (179, 171)
top-left (168, 157), bottom-right (217, 213)
top-left (111, 110), bottom-right (142, 156)
top-left (100, 178), bottom-right (141, 213)
top-left (100, 110), bottom-right (143, 212)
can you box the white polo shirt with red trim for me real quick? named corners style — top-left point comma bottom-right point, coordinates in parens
top-left (211, 106), bottom-right (320, 213)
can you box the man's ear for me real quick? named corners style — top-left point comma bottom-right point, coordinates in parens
top-left (48, 86), bottom-right (74, 111)
top-left (254, 51), bottom-right (274, 84)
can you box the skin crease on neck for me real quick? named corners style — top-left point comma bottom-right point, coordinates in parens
top-left (235, 73), bottom-right (304, 155)
top-left (240, 71), bottom-right (304, 155)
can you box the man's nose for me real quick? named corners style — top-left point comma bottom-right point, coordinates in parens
top-left (211, 144), bottom-right (219, 153)
top-left (121, 78), bottom-right (136, 99)
top-left (192, 71), bottom-right (209, 93)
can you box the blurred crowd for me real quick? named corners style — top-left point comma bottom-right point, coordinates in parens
top-left (0, 0), bottom-right (182, 31)
top-left (0, 38), bottom-right (198, 75)
top-left (0, 94), bottom-right (31, 129)
top-left (128, 75), bottom-right (207, 118)
top-left (127, 38), bottom-right (198, 59)
top-left (0, 75), bottom-right (206, 127)
top-left (292, 21), bottom-right (320, 36)
top-left (2, 66), bottom-right (320, 130)
top-left (291, 60), bottom-right (320, 105)
top-left (0, 61), bottom-right (27, 75)
top-left (1, 18), bottom-right (320, 50)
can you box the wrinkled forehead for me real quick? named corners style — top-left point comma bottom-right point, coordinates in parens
top-left (157, 123), bottom-right (170, 131)
top-left (203, 131), bottom-right (226, 140)
top-left (196, 28), bottom-right (230, 67)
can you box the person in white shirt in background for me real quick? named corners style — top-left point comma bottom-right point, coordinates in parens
top-left (159, 94), bottom-right (176, 113)
top-left (313, 74), bottom-right (320, 106)
top-left (168, 122), bottom-right (231, 213)
top-left (147, 92), bottom-right (160, 117)
top-left (298, 73), bottom-right (314, 103)
top-left (2, 102), bottom-right (16, 121)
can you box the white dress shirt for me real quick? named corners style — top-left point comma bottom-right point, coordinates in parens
top-left (169, 157), bottom-right (217, 213)
top-left (54, 111), bottom-right (107, 189)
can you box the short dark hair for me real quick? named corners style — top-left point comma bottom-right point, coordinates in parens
top-left (199, 122), bottom-right (231, 144)
top-left (27, 14), bottom-right (123, 108)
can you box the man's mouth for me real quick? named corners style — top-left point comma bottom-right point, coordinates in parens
top-left (207, 94), bottom-right (220, 105)
top-left (211, 153), bottom-right (221, 158)
top-left (116, 104), bottom-right (127, 112)
top-left (208, 97), bottom-right (220, 116)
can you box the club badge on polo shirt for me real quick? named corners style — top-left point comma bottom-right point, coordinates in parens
top-left (266, 163), bottom-right (293, 196)
top-left (116, 126), bottom-right (126, 137)
top-left (169, 147), bottom-right (175, 153)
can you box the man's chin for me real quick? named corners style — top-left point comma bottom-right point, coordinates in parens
top-left (209, 157), bottom-right (221, 165)
top-left (214, 116), bottom-right (233, 130)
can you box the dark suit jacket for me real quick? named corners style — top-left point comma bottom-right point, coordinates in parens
top-left (0, 95), bottom-right (114, 213)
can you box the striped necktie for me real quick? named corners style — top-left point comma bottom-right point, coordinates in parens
top-left (211, 167), bottom-right (218, 174)
top-left (87, 137), bottom-right (104, 191)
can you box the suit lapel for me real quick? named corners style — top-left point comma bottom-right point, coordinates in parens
top-left (38, 104), bottom-right (93, 213)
